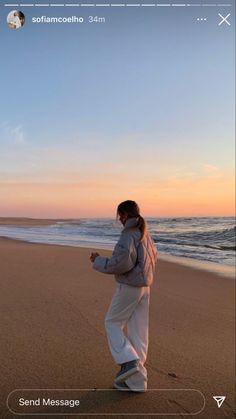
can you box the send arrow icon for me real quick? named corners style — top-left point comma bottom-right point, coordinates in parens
top-left (213, 396), bottom-right (226, 408)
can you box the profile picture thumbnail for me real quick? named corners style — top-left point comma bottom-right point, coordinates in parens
top-left (7, 10), bottom-right (25, 29)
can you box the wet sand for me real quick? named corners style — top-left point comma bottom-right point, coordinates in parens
top-left (0, 237), bottom-right (235, 418)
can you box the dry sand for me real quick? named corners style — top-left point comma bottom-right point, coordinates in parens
top-left (0, 237), bottom-right (235, 419)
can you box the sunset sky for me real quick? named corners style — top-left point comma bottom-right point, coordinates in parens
top-left (0, 3), bottom-right (235, 217)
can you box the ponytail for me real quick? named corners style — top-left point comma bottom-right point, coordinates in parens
top-left (136, 215), bottom-right (147, 241)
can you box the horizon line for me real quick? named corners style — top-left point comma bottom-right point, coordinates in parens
top-left (0, 215), bottom-right (235, 220)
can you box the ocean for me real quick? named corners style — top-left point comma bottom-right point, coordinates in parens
top-left (0, 217), bottom-right (235, 266)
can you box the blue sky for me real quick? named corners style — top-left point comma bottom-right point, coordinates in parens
top-left (0, 2), bottom-right (235, 216)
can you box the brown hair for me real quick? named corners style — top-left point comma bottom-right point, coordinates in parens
top-left (117, 200), bottom-right (147, 240)
top-left (17, 11), bottom-right (25, 25)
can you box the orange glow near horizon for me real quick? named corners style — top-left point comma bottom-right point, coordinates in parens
top-left (0, 173), bottom-right (234, 218)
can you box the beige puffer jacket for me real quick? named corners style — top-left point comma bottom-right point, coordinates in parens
top-left (93, 218), bottom-right (157, 287)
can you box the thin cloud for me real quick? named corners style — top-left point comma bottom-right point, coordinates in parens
top-left (2, 123), bottom-right (26, 145)
top-left (203, 164), bottom-right (220, 174)
top-left (10, 125), bottom-right (26, 145)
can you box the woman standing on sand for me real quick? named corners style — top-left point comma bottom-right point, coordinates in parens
top-left (90, 200), bottom-right (157, 392)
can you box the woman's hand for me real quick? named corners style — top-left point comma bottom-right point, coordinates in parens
top-left (90, 252), bottom-right (100, 262)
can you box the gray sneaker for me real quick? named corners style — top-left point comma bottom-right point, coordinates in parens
top-left (115, 360), bottom-right (139, 384)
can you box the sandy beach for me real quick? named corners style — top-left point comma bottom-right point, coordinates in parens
top-left (0, 236), bottom-right (235, 418)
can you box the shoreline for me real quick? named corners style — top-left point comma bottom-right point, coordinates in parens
top-left (0, 217), bottom-right (71, 227)
top-left (0, 235), bottom-right (235, 279)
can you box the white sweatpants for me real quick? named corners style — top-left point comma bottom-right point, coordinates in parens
top-left (105, 283), bottom-right (150, 391)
